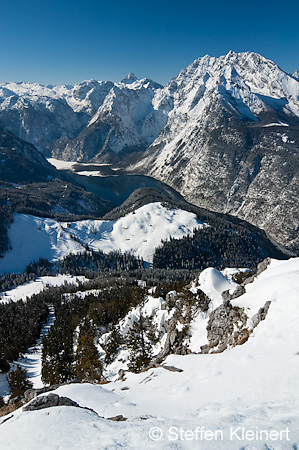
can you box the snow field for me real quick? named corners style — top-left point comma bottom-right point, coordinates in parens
top-left (0, 203), bottom-right (205, 274)
top-left (0, 275), bottom-right (87, 304)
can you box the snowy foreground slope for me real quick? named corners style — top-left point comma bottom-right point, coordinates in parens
top-left (1, 258), bottom-right (299, 449)
top-left (0, 203), bottom-right (203, 274)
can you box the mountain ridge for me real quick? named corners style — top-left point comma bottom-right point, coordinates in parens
top-left (130, 51), bottom-right (299, 252)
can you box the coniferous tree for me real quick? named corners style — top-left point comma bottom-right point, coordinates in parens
top-left (74, 323), bottom-right (102, 382)
top-left (41, 319), bottom-right (74, 385)
top-left (0, 395), bottom-right (5, 408)
top-left (0, 357), bottom-right (10, 373)
top-left (104, 326), bottom-right (122, 365)
top-left (127, 313), bottom-right (154, 373)
top-left (7, 365), bottom-right (33, 398)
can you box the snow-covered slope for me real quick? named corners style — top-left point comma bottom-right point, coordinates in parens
top-left (1, 258), bottom-right (299, 449)
top-left (0, 203), bottom-right (203, 274)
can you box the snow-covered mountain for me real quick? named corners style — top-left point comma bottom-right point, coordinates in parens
top-left (52, 75), bottom-right (166, 163)
top-left (132, 52), bottom-right (299, 253)
top-left (1, 257), bottom-right (299, 449)
top-left (0, 75), bottom-right (164, 161)
top-left (0, 52), bottom-right (298, 252)
top-left (0, 79), bottom-right (114, 156)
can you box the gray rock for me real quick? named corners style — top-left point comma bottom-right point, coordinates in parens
top-left (200, 344), bottom-right (210, 354)
top-left (107, 415), bottom-right (127, 422)
top-left (118, 369), bottom-right (127, 380)
top-left (251, 301), bottom-right (271, 327)
top-left (24, 385), bottom-right (60, 402)
top-left (222, 284), bottom-right (246, 302)
top-left (8, 396), bottom-right (23, 406)
top-left (206, 301), bottom-right (248, 352)
top-left (243, 258), bottom-right (271, 285)
top-left (161, 365), bottom-right (183, 373)
top-left (23, 393), bottom-right (79, 412)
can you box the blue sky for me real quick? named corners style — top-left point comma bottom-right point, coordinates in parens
top-left (1, 0), bottom-right (299, 85)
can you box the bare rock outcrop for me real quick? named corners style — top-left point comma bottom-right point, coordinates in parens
top-left (23, 393), bottom-right (79, 412)
top-left (201, 298), bottom-right (271, 354)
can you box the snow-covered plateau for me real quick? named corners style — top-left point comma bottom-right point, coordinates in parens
top-left (0, 258), bottom-right (299, 449)
top-left (0, 202), bottom-right (204, 274)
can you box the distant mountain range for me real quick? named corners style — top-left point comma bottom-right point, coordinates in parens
top-left (0, 51), bottom-right (298, 252)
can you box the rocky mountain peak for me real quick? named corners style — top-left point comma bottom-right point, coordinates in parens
top-left (293, 70), bottom-right (299, 80)
top-left (132, 51), bottom-right (299, 254)
top-left (121, 73), bottom-right (138, 84)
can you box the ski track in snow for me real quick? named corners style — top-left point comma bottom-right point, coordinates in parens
top-left (0, 306), bottom-right (55, 400)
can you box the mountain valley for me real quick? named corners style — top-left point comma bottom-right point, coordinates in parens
top-left (0, 51), bottom-right (298, 450)
top-left (0, 51), bottom-right (298, 253)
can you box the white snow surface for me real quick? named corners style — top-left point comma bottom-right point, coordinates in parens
top-left (47, 158), bottom-right (77, 170)
top-left (0, 275), bottom-right (87, 304)
top-left (47, 158), bottom-right (114, 174)
top-left (1, 258), bottom-right (299, 449)
top-left (197, 267), bottom-right (238, 307)
top-left (263, 122), bottom-right (289, 127)
top-left (0, 203), bottom-right (204, 274)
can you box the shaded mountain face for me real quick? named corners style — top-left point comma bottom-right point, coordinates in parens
top-left (0, 128), bottom-right (113, 219)
top-left (0, 128), bottom-right (59, 183)
top-left (0, 52), bottom-right (298, 252)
